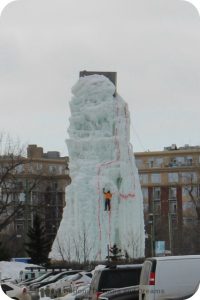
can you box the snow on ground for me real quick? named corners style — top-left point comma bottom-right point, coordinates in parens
top-left (0, 261), bottom-right (40, 281)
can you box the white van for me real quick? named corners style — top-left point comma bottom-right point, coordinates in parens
top-left (139, 255), bottom-right (200, 300)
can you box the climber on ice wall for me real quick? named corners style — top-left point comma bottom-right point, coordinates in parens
top-left (103, 188), bottom-right (112, 211)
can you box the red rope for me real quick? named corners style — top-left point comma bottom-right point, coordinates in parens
top-left (96, 97), bottom-right (136, 259)
top-left (108, 210), bottom-right (111, 246)
top-left (124, 103), bottom-right (136, 192)
top-left (96, 165), bottom-right (102, 259)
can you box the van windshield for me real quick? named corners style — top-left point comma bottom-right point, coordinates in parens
top-left (140, 260), bottom-right (153, 285)
top-left (99, 269), bottom-right (141, 291)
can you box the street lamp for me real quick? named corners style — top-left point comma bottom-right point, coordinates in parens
top-left (148, 213), bottom-right (155, 257)
top-left (168, 213), bottom-right (173, 254)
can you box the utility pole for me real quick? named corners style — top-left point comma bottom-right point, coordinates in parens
top-left (24, 179), bottom-right (29, 245)
top-left (149, 213), bottom-right (155, 257)
top-left (107, 244), bottom-right (110, 262)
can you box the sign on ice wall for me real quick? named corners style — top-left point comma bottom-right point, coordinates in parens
top-left (50, 74), bottom-right (145, 262)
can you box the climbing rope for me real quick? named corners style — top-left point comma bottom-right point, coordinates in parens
top-left (96, 96), bottom-right (136, 259)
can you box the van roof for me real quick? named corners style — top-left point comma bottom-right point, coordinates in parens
top-left (147, 255), bottom-right (200, 261)
top-left (107, 264), bottom-right (143, 268)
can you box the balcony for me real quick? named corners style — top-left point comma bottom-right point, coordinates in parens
top-left (166, 162), bottom-right (195, 168)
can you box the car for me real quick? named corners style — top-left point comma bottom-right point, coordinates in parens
top-left (1, 282), bottom-right (31, 300)
top-left (41, 271), bottom-right (92, 298)
top-left (30, 270), bottom-right (82, 291)
top-left (29, 271), bottom-right (60, 290)
top-left (139, 255), bottom-right (200, 300)
top-left (99, 285), bottom-right (139, 300)
top-left (19, 271), bottom-right (52, 287)
top-left (63, 271), bottom-right (92, 296)
top-left (70, 272), bottom-right (93, 292)
top-left (21, 271), bottom-right (57, 287)
top-left (60, 284), bottom-right (90, 300)
top-left (40, 273), bottom-right (79, 298)
top-left (88, 264), bottom-right (142, 300)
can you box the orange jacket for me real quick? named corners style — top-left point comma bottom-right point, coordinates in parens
top-left (104, 192), bottom-right (112, 200)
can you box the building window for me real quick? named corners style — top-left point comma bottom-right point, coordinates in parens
top-left (142, 187), bottom-right (148, 198)
top-left (140, 174), bottom-right (148, 184)
top-left (149, 160), bottom-right (154, 168)
top-left (185, 156), bottom-right (193, 166)
top-left (181, 172), bottom-right (189, 184)
top-left (59, 166), bottom-right (63, 174)
top-left (151, 174), bottom-right (161, 183)
top-left (169, 158), bottom-right (177, 167)
top-left (169, 202), bottom-right (177, 214)
top-left (153, 187), bottom-right (161, 201)
top-left (168, 173), bottom-right (178, 183)
top-left (153, 202), bottom-right (161, 214)
top-left (169, 187), bottom-right (177, 200)
top-left (176, 156), bottom-right (185, 166)
top-left (49, 165), bottom-right (57, 173)
top-left (147, 158), bottom-right (155, 168)
top-left (154, 158), bottom-right (163, 168)
top-left (181, 172), bottom-right (197, 184)
top-left (36, 163), bottom-right (43, 171)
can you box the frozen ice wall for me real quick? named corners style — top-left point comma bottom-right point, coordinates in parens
top-left (50, 75), bottom-right (145, 262)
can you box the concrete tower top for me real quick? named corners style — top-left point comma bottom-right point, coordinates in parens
top-left (79, 70), bottom-right (117, 87)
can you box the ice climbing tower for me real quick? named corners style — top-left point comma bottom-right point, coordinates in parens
top-left (50, 72), bottom-right (145, 262)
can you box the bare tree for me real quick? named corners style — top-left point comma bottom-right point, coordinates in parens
top-left (182, 172), bottom-right (200, 221)
top-left (68, 223), bottom-right (94, 263)
top-left (78, 222), bottom-right (93, 263)
top-left (73, 236), bottom-right (81, 263)
top-left (0, 133), bottom-right (27, 232)
top-left (65, 238), bottom-right (72, 262)
top-left (55, 236), bottom-right (68, 262)
top-left (0, 134), bottom-right (56, 239)
top-left (126, 231), bottom-right (139, 258)
top-left (180, 172), bottom-right (200, 253)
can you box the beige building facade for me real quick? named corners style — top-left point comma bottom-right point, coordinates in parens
top-left (135, 144), bottom-right (200, 256)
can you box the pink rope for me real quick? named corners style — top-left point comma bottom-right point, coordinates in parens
top-left (119, 193), bottom-right (135, 199)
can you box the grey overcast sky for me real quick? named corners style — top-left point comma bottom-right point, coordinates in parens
top-left (0, 0), bottom-right (200, 156)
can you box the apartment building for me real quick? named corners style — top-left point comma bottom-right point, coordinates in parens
top-left (135, 144), bottom-right (200, 256)
top-left (0, 144), bottom-right (70, 256)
